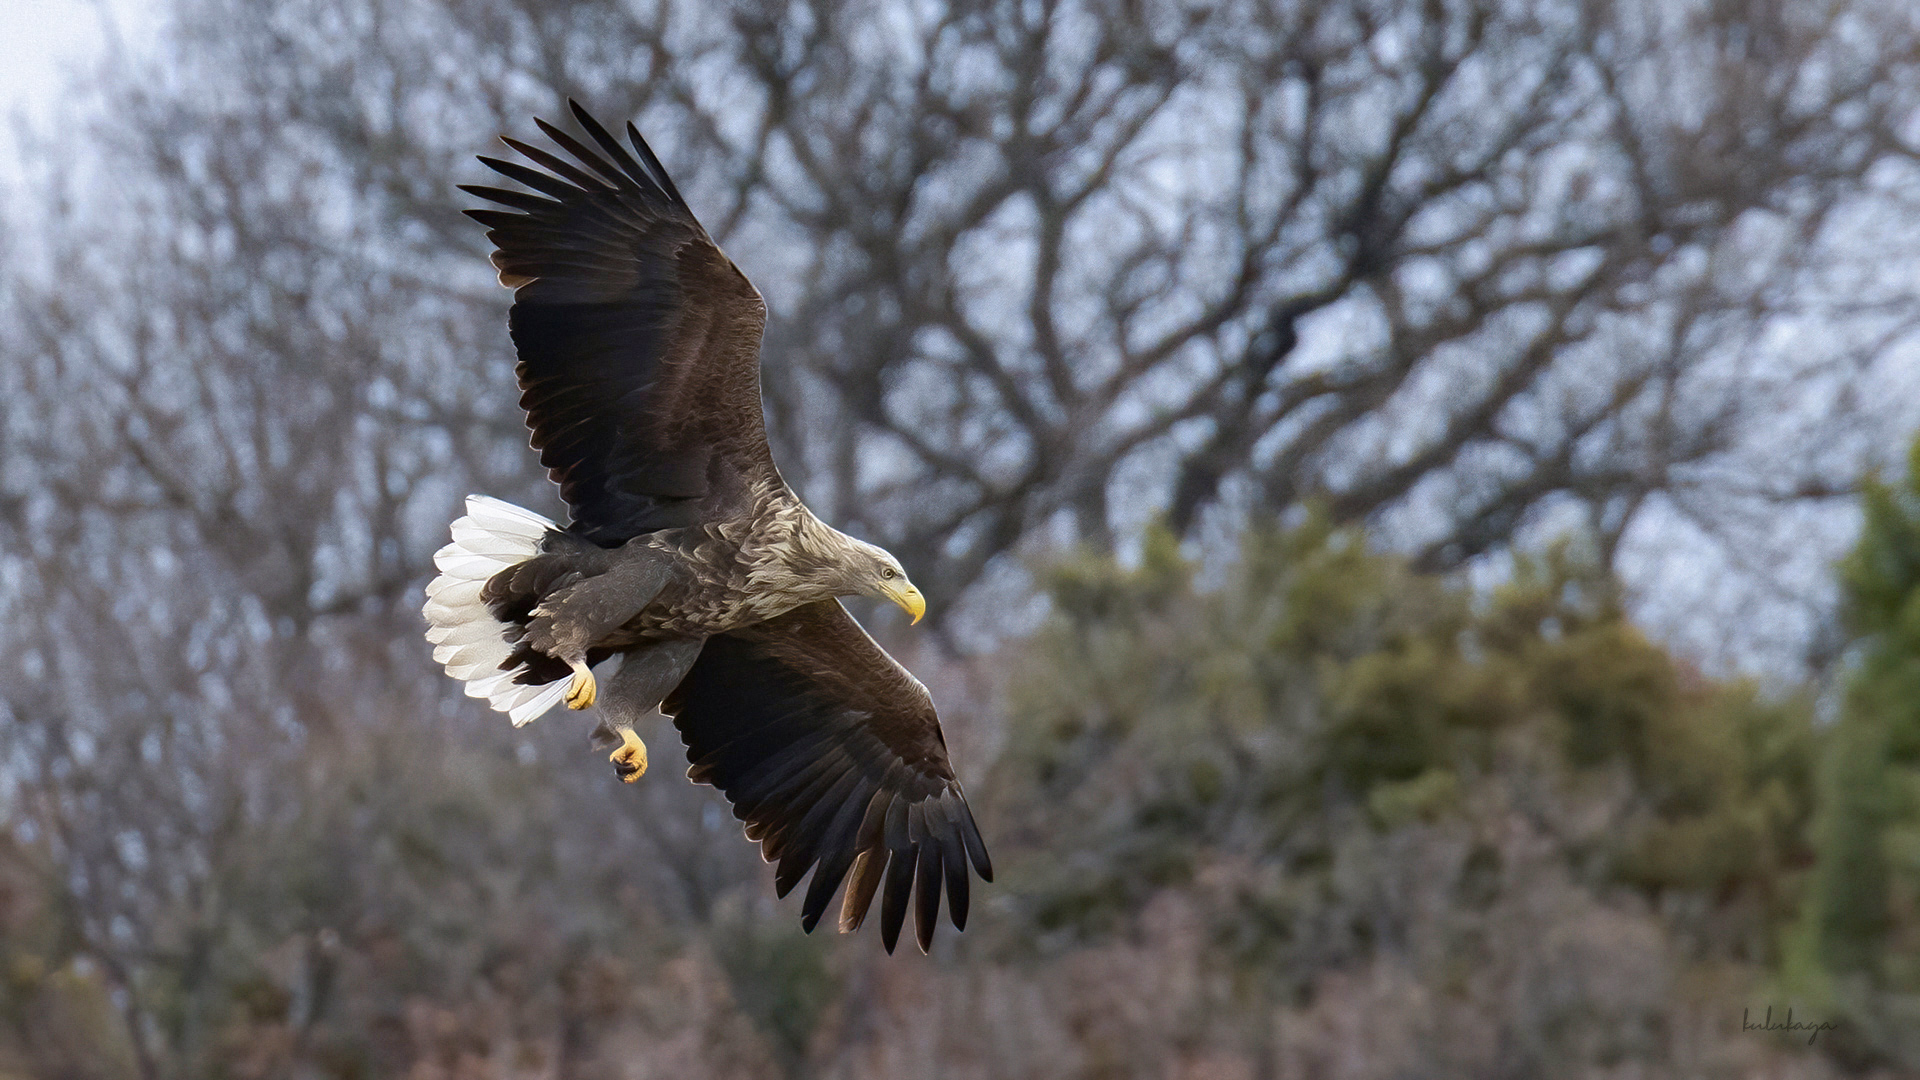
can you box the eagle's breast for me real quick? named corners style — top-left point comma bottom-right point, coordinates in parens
top-left (628, 494), bottom-right (837, 637)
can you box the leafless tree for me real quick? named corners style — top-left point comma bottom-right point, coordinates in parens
top-left (41, 0), bottom-right (1906, 624)
top-left (702, 0), bottom-right (1920, 617)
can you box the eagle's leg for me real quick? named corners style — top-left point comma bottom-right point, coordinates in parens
top-left (564, 658), bottom-right (597, 709)
top-left (585, 637), bottom-right (707, 783)
top-left (522, 552), bottom-right (676, 714)
top-left (587, 719), bottom-right (646, 781)
top-left (609, 726), bottom-right (648, 782)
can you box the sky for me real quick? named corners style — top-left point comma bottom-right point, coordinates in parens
top-left (0, 0), bottom-right (117, 113)
top-left (0, 0), bottom-right (155, 179)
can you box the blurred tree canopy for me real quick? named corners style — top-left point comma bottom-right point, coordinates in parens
top-left (993, 518), bottom-right (1818, 1053)
top-left (1787, 437), bottom-right (1920, 1065)
top-left (0, 510), bottom-right (1879, 1078)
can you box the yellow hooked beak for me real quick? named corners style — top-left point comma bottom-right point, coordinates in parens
top-left (879, 579), bottom-right (927, 625)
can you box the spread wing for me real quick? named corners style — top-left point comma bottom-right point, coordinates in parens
top-left (462, 101), bottom-right (773, 545)
top-left (664, 600), bottom-right (993, 954)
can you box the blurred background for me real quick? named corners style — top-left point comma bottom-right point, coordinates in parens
top-left (3, 0), bottom-right (1920, 1076)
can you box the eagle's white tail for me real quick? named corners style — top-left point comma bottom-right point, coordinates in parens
top-left (423, 495), bottom-right (570, 726)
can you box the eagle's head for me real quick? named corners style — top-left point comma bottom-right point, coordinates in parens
top-left (780, 515), bottom-right (928, 624)
top-left (840, 538), bottom-right (926, 624)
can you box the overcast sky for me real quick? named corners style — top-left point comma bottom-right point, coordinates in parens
top-left (1, 0), bottom-right (112, 112)
top-left (0, 0), bottom-right (154, 180)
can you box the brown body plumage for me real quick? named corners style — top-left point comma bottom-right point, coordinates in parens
top-left (422, 102), bottom-right (987, 954)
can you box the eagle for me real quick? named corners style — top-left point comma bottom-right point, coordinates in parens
top-left (421, 102), bottom-right (990, 954)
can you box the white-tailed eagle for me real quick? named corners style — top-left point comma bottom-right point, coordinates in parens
top-left (422, 102), bottom-right (990, 954)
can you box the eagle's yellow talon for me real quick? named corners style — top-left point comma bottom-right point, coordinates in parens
top-left (610, 727), bottom-right (647, 783)
top-left (565, 661), bottom-right (597, 710)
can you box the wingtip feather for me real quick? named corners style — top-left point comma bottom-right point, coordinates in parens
top-left (879, 847), bottom-right (917, 955)
top-left (625, 120), bottom-right (685, 205)
top-left (840, 849), bottom-right (884, 934)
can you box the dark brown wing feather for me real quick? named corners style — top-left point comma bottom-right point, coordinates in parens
top-left (461, 101), bottom-right (773, 544)
top-left (664, 600), bottom-right (992, 954)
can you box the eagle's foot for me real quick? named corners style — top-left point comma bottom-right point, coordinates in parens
top-left (565, 660), bottom-right (597, 710)
top-left (610, 726), bottom-right (648, 783)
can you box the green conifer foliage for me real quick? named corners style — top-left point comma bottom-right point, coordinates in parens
top-left (993, 513), bottom-right (1815, 991)
top-left (1796, 438), bottom-right (1920, 1042)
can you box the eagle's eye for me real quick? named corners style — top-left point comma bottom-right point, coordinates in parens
top-left (882, 567), bottom-right (897, 579)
